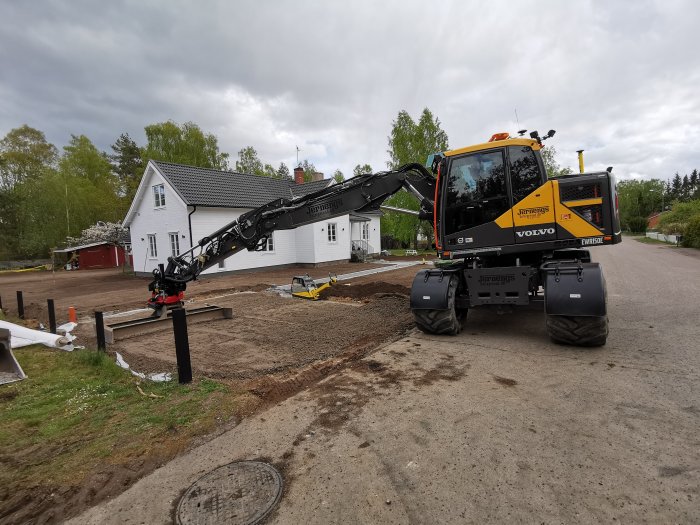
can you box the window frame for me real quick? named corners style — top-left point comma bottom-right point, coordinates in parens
top-left (147, 234), bottom-right (158, 258)
top-left (327, 222), bottom-right (337, 243)
top-left (361, 223), bottom-right (370, 241)
top-left (441, 148), bottom-right (509, 237)
top-left (169, 232), bottom-right (180, 257)
top-left (153, 184), bottom-right (166, 208)
top-left (261, 233), bottom-right (274, 252)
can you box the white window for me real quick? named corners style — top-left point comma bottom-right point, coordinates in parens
top-left (261, 233), bottom-right (274, 252)
top-left (361, 223), bottom-right (370, 241)
top-left (153, 184), bottom-right (165, 207)
top-left (147, 234), bottom-right (158, 258)
top-left (169, 233), bottom-right (180, 257)
top-left (327, 223), bottom-right (337, 243)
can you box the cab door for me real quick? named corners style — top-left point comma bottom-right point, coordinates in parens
top-left (442, 149), bottom-right (514, 250)
top-left (506, 145), bottom-right (556, 244)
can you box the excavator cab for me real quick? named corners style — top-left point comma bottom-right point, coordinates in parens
top-left (291, 273), bottom-right (338, 300)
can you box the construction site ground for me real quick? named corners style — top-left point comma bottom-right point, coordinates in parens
top-left (3, 243), bottom-right (700, 523)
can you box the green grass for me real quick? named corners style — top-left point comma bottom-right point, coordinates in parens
top-left (384, 248), bottom-right (435, 256)
top-left (0, 345), bottom-right (244, 492)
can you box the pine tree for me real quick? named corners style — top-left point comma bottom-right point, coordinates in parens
top-left (110, 133), bottom-right (143, 202)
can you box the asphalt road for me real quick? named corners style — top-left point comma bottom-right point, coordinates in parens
top-left (69, 239), bottom-right (699, 524)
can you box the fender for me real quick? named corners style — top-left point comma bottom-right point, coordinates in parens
top-left (410, 269), bottom-right (460, 310)
top-left (543, 262), bottom-right (607, 317)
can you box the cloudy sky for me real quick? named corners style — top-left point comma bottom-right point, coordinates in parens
top-left (1, 0), bottom-right (699, 181)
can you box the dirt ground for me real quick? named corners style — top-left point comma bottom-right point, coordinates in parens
top-left (0, 259), bottom-right (426, 524)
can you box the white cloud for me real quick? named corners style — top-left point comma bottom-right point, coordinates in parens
top-left (1, 0), bottom-right (699, 182)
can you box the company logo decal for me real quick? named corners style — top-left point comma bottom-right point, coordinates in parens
top-left (307, 198), bottom-right (343, 217)
top-left (516, 228), bottom-right (555, 238)
top-left (518, 206), bottom-right (550, 218)
top-left (456, 237), bottom-right (474, 244)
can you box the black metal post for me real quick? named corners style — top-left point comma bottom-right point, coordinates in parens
top-left (48, 299), bottom-right (57, 334)
top-left (95, 311), bottom-right (106, 351)
top-left (16, 291), bottom-right (24, 319)
top-left (172, 308), bottom-right (192, 384)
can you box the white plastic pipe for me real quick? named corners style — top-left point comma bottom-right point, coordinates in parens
top-left (0, 320), bottom-right (73, 350)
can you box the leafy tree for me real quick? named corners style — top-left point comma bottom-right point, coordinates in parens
top-left (541, 145), bottom-right (573, 179)
top-left (17, 136), bottom-right (124, 255)
top-left (276, 162), bottom-right (291, 180)
top-left (235, 147), bottom-right (281, 178)
top-left (0, 125), bottom-right (60, 257)
top-left (0, 125), bottom-right (58, 190)
top-left (383, 108), bottom-right (448, 248)
top-left (616, 178), bottom-right (666, 230)
top-left (235, 146), bottom-right (264, 175)
top-left (353, 164), bottom-right (373, 178)
top-left (110, 133), bottom-right (143, 201)
top-left (142, 121), bottom-right (229, 170)
top-left (333, 169), bottom-right (344, 183)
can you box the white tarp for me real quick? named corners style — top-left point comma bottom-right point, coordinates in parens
top-left (115, 352), bottom-right (172, 382)
top-left (0, 320), bottom-right (77, 351)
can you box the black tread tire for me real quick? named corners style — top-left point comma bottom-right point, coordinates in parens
top-left (412, 275), bottom-right (463, 335)
top-left (546, 314), bottom-right (608, 346)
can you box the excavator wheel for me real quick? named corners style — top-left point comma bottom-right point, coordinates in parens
top-left (413, 274), bottom-right (463, 336)
top-left (545, 314), bottom-right (608, 347)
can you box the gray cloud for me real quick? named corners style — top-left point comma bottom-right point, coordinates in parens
top-left (1, 0), bottom-right (699, 181)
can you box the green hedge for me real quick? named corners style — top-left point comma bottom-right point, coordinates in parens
top-left (683, 215), bottom-right (700, 249)
top-left (626, 216), bottom-right (648, 233)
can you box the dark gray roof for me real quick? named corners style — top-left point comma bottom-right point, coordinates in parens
top-left (152, 160), bottom-right (333, 208)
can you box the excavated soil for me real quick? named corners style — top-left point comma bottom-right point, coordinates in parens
top-left (113, 288), bottom-right (414, 383)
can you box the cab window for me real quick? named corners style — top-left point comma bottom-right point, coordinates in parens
top-left (508, 146), bottom-right (541, 204)
top-left (444, 150), bottom-right (507, 234)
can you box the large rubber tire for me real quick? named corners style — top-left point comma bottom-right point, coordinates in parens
top-left (412, 275), bottom-right (463, 335)
top-left (546, 314), bottom-right (608, 346)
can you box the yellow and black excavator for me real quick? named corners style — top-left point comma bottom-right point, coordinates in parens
top-left (148, 130), bottom-right (621, 346)
top-left (291, 273), bottom-right (338, 300)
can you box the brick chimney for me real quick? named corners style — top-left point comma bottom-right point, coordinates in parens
top-left (293, 166), bottom-right (305, 185)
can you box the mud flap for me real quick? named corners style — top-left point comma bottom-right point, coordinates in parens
top-left (0, 328), bottom-right (27, 385)
top-left (410, 269), bottom-right (459, 310)
top-left (543, 262), bottom-right (606, 317)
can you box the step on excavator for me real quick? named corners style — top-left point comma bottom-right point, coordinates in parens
top-left (148, 130), bottom-right (621, 346)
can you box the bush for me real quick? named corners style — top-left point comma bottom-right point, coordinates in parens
top-left (659, 200), bottom-right (700, 234)
top-left (626, 216), bottom-right (648, 233)
top-left (682, 215), bottom-right (700, 249)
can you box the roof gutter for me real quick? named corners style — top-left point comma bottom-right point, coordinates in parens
top-left (188, 205), bottom-right (197, 248)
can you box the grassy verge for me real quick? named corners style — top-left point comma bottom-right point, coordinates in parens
top-left (0, 345), bottom-right (246, 515)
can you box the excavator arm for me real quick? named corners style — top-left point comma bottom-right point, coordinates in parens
top-left (148, 163), bottom-right (436, 308)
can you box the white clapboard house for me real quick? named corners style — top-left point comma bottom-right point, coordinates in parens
top-left (124, 161), bottom-right (381, 276)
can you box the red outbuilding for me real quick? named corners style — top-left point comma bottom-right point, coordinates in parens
top-left (53, 242), bottom-right (133, 270)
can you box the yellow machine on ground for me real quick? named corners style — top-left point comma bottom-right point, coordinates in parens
top-left (291, 274), bottom-right (338, 300)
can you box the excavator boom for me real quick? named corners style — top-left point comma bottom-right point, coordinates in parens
top-left (148, 163), bottom-right (436, 306)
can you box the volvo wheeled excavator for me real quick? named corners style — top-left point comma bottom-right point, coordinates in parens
top-left (148, 130), bottom-right (621, 346)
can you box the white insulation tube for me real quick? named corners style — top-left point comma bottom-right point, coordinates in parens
top-left (0, 320), bottom-right (74, 350)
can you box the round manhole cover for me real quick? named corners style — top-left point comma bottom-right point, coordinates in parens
top-left (176, 460), bottom-right (283, 525)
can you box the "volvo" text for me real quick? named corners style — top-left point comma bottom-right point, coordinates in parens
top-left (516, 228), bottom-right (555, 238)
